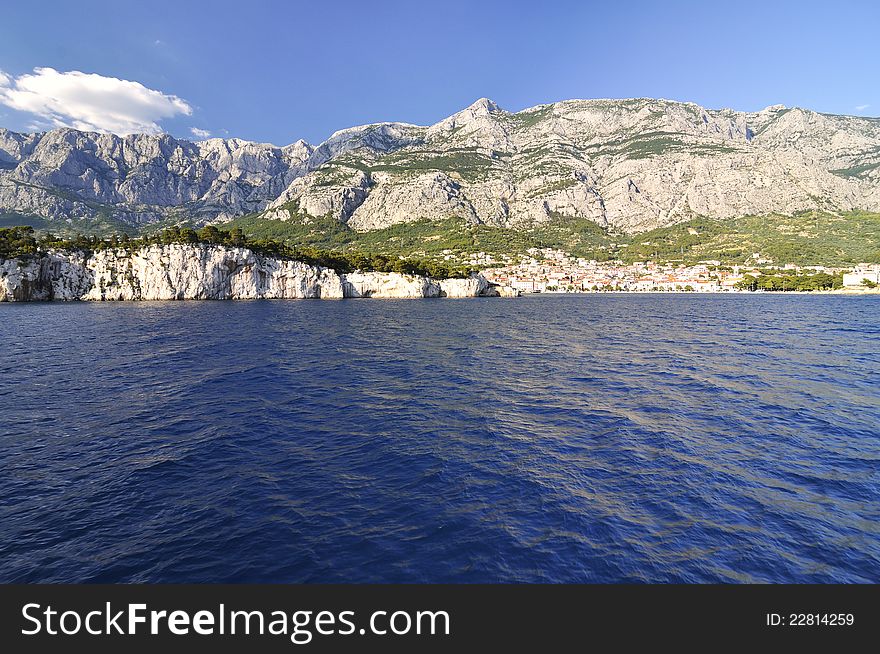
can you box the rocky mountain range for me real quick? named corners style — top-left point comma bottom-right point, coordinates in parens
top-left (1, 97), bottom-right (879, 234)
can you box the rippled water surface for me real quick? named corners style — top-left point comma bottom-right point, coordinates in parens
top-left (1, 295), bottom-right (878, 583)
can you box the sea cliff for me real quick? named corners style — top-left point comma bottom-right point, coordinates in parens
top-left (0, 244), bottom-right (517, 301)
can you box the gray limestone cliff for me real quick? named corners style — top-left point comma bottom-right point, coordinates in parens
top-left (0, 244), bottom-right (514, 301)
top-left (2, 98), bottom-right (879, 234)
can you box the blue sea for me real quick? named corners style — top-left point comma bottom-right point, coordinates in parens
top-left (1, 294), bottom-right (878, 583)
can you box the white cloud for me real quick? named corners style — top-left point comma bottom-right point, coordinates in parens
top-left (855, 104), bottom-right (870, 111)
top-left (190, 127), bottom-right (212, 139)
top-left (0, 67), bottom-right (192, 135)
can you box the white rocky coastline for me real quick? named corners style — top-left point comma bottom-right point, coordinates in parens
top-left (0, 244), bottom-right (517, 302)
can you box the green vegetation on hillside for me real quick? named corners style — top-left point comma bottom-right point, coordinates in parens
top-left (0, 210), bottom-right (139, 237)
top-left (310, 148), bottom-right (500, 184)
top-left (618, 211), bottom-right (880, 265)
top-left (0, 225), bottom-right (476, 278)
top-left (0, 213), bottom-right (52, 230)
top-left (5, 209), bottom-right (880, 271)
top-left (584, 131), bottom-right (741, 160)
top-left (830, 162), bottom-right (880, 179)
top-left (509, 105), bottom-right (554, 129)
top-left (226, 210), bottom-right (880, 267)
top-left (371, 150), bottom-right (496, 182)
top-left (226, 213), bottom-right (545, 257)
top-left (0, 225), bottom-right (40, 259)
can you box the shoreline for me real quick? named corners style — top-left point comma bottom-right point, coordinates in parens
top-left (516, 288), bottom-right (880, 296)
top-left (2, 244), bottom-right (876, 303)
top-left (5, 288), bottom-right (878, 303)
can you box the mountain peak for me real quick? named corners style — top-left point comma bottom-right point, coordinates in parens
top-left (427, 98), bottom-right (505, 137)
top-left (3, 96), bottom-right (880, 235)
top-left (465, 97), bottom-right (501, 114)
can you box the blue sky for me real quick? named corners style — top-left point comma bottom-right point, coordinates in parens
top-left (0, 0), bottom-right (877, 145)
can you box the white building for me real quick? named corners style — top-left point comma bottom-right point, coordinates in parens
top-left (843, 265), bottom-right (880, 287)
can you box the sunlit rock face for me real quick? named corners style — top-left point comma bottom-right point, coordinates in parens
top-left (0, 246), bottom-right (513, 301)
top-left (437, 275), bottom-right (490, 298)
top-left (3, 98), bottom-right (879, 234)
top-left (264, 98), bottom-right (880, 233)
top-left (341, 271), bottom-right (441, 298)
top-left (0, 129), bottom-right (311, 224)
top-left (0, 245), bottom-right (342, 301)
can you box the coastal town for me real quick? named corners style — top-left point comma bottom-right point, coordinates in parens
top-left (469, 248), bottom-right (880, 293)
